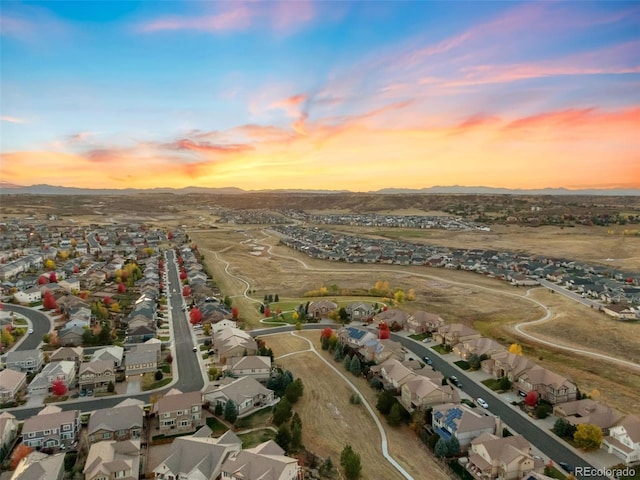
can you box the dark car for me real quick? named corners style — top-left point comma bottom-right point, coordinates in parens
top-left (448, 376), bottom-right (462, 388)
top-left (558, 462), bottom-right (575, 474)
top-left (423, 356), bottom-right (432, 365)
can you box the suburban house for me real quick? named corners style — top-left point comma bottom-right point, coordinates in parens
top-left (211, 327), bottom-right (258, 361)
top-left (602, 414), bottom-right (640, 464)
top-left (211, 318), bottom-right (238, 332)
top-left (13, 286), bottom-right (42, 304)
top-left (87, 402), bottom-right (144, 444)
top-left (360, 338), bottom-right (405, 364)
top-left (406, 310), bottom-right (445, 334)
top-left (49, 346), bottom-right (83, 369)
top-left (553, 399), bottom-right (623, 430)
top-left (83, 439), bottom-right (141, 480)
top-left (602, 304), bottom-right (638, 320)
top-left (58, 277), bottom-right (80, 293)
top-left (307, 299), bottom-right (338, 319)
top-left (431, 403), bottom-right (498, 451)
top-left (0, 412), bottom-right (19, 461)
top-left (226, 355), bottom-right (272, 383)
top-left (400, 375), bottom-right (459, 411)
top-left (28, 361), bottom-right (76, 396)
top-left (220, 440), bottom-right (301, 480)
top-left (481, 351), bottom-right (536, 381)
top-left (10, 451), bottom-right (65, 480)
top-left (453, 337), bottom-right (506, 361)
top-left (56, 326), bottom-right (85, 347)
top-left (153, 388), bottom-right (204, 436)
top-left (512, 365), bottom-right (577, 404)
top-left (124, 347), bottom-right (158, 377)
top-left (0, 368), bottom-right (27, 403)
top-left (371, 358), bottom-right (416, 391)
top-left (345, 302), bottom-right (375, 322)
top-left (434, 323), bottom-right (482, 347)
top-left (203, 376), bottom-right (276, 417)
top-left (467, 433), bottom-right (541, 480)
top-left (153, 426), bottom-right (242, 480)
top-left (91, 345), bottom-right (124, 368)
top-left (337, 326), bottom-right (378, 351)
top-left (78, 360), bottom-right (116, 395)
top-left (3, 349), bottom-right (44, 373)
top-left (21, 405), bottom-right (81, 449)
top-left (374, 308), bottom-right (409, 329)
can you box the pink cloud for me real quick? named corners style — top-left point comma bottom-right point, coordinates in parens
top-left (139, 5), bottom-right (253, 33)
top-left (0, 116), bottom-right (26, 124)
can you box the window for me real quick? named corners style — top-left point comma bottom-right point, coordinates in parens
top-left (180, 420), bottom-right (190, 427)
top-left (192, 413), bottom-right (200, 420)
top-left (163, 412), bottom-right (170, 418)
top-left (63, 424), bottom-right (71, 431)
top-left (103, 433), bottom-right (111, 439)
top-left (43, 430), bottom-right (51, 435)
top-left (192, 406), bottom-right (199, 412)
top-left (28, 432), bottom-right (35, 438)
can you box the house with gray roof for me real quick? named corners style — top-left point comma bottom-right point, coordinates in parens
top-left (124, 347), bottom-right (158, 377)
top-left (432, 402), bottom-right (498, 450)
top-left (153, 388), bottom-right (204, 436)
top-left (28, 361), bottom-right (76, 395)
top-left (79, 360), bottom-right (115, 394)
top-left (88, 401), bottom-right (144, 444)
top-left (91, 345), bottom-right (124, 368)
top-left (49, 346), bottom-right (83, 368)
top-left (84, 439), bottom-right (140, 480)
top-left (220, 440), bottom-right (300, 480)
top-left (226, 355), bottom-right (271, 383)
top-left (9, 451), bottom-right (65, 480)
top-left (203, 376), bottom-right (275, 417)
top-left (57, 325), bottom-right (85, 347)
top-left (3, 349), bottom-right (44, 373)
top-left (21, 405), bottom-right (80, 449)
top-left (153, 426), bottom-right (241, 480)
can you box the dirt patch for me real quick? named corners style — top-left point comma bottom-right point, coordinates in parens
top-left (265, 332), bottom-right (449, 480)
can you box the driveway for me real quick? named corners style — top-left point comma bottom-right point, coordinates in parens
top-left (126, 375), bottom-right (142, 395)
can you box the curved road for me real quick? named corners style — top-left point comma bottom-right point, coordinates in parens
top-left (2, 304), bottom-right (52, 351)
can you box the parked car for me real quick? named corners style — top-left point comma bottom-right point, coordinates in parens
top-left (558, 462), bottom-right (575, 474)
top-left (423, 356), bottom-right (432, 365)
top-left (192, 346), bottom-right (198, 352)
top-left (449, 376), bottom-right (462, 388)
top-left (477, 398), bottom-right (489, 409)
top-left (27, 328), bottom-right (33, 334)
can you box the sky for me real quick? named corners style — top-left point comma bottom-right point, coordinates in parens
top-left (1, 1), bottom-right (639, 192)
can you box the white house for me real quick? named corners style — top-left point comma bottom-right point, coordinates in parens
top-left (602, 414), bottom-right (640, 464)
top-left (13, 286), bottom-right (42, 304)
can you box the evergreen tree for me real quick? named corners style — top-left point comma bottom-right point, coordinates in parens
top-left (224, 400), bottom-right (238, 424)
top-left (290, 420), bottom-right (302, 451)
top-left (334, 346), bottom-right (343, 361)
top-left (349, 355), bottom-right (361, 376)
top-left (274, 294), bottom-right (279, 302)
top-left (285, 378), bottom-right (304, 403)
top-left (434, 438), bottom-right (448, 458)
top-left (343, 354), bottom-right (351, 371)
top-left (340, 445), bottom-right (362, 480)
top-left (275, 424), bottom-right (291, 452)
top-left (376, 390), bottom-right (395, 415)
top-left (447, 437), bottom-right (460, 457)
top-left (387, 403), bottom-right (404, 426)
top-left (273, 398), bottom-right (292, 426)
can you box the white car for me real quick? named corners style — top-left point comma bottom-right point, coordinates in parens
top-left (27, 327), bottom-right (34, 334)
top-left (477, 398), bottom-right (489, 409)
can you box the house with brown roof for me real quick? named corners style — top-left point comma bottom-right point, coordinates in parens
top-left (153, 426), bottom-right (242, 480)
top-left (0, 412), bottom-right (19, 461)
top-left (467, 433), bottom-right (541, 480)
top-left (371, 358), bottom-right (416, 391)
top-left (211, 327), bottom-right (258, 361)
top-left (512, 365), bottom-right (577, 404)
top-left (28, 360), bottom-right (76, 396)
top-left (307, 299), bottom-right (337, 319)
top-left (553, 399), bottom-right (623, 431)
top-left (226, 355), bottom-right (271, 383)
top-left (49, 346), bottom-right (83, 369)
top-left (10, 451), bottom-right (65, 480)
top-left (406, 310), bottom-right (445, 334)
top-left (84, 439), bottom-right (140, 480)
top-left (374, 308), bottom-right (409, 329)
top-left (453, 337), bottom-right (506, 361)
top-left (434, 323), bottom-right (481, 347)
top-left (0, 368), bottom-right (27, 403)
top-left (481, 351), bottom-right (536, 381)
top-left (87, 400), bottom-right (144, 444)
top-left (203, 376), bottom-right (276, 417)
top-left (400, 376), bottom-right (459, 412)
top-left (153, 388), bottom-right (204, 436)
top-left (431, 403), bottom-right (498, 451)
top-left (79, 360), bottom-right (115, 395)
top-left (602, 414), bottom-right (640, 464)
top-left (220, 440), bottom-right (300, 480)
top-left (21, 405), bottom-right (80, 449)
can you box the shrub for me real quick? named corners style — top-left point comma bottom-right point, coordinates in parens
top-left (155, 370), bottom-right (163, 381)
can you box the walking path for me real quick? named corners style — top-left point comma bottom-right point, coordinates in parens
top-left (265, 330), bottom-right (415, 480)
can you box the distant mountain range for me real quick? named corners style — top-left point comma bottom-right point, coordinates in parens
top-left (0, 182), bottom-right (638, 196)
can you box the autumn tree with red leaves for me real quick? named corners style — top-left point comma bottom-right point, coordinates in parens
top-left (38, 275), bottom-right (48, 285)
top-left (182, 285), bottom-right (191, 297)
top-left (103, 296), bottom-right (112, 306)
top-left (321, 327), bottom-right (333, 340)
top-left (190, 307), bottom-right (203, 325)
top-left (179, 270), bottom-right (187, 280)
top-left (51, 379), bottom-right (67, 396)
top-left (117, 283), bottom-right (126, 294)
top-left (231, 306), bottom-right (239, 319)
top-left (264, 306), bottom-right (271, 318)
top-left (9, 443), bottom-right (32, 469)
top-left (378, 322), bottom-right (390, 340)
top-left (525, 391), bottom-right (538, 407)
top-left (43, 292), bottom-right (58, 310)
top-left (49, 272), bottom-right (57, 283)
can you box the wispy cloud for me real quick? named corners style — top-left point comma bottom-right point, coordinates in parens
top-left (0, 116), bottom-right (27, 124)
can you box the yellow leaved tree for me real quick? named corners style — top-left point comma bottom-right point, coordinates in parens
top-left (508, 343), bottom-right (523, 355)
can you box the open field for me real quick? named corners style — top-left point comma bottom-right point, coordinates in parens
top-left (264, 331), bottom-right (450, 480)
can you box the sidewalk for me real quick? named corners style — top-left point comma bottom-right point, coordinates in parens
top-left (401, 333), bottom-right (624, 471)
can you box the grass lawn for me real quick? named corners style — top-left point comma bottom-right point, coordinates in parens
top-left (238, 428), bottom-right (276, 448)
top-left (234, 408), bottom-right (273, 429)
top-left (157, 336), bottom-right (170, 341)
top-left (543, 467), bottom-right (567, 479)
top-left (206, 417), bottom-right (229, 435)
top-left (160, 364), bottom-right (171, 373)
top-left (143, 377), bottom-right (172, 391)
top-left (454, 360), bottom-right (470, 370)
top-left (408, 333), bottom-right (429, 341)
top-left (431, 344), bottom-right (449, 354)
top-left (481, 378), bottom-right (503, 391)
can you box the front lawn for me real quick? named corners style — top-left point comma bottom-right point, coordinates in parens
top-left (234, 408), bottom-right (272, 429)
top-left (238, 428), bottom-right (276, 448)
top-left (431, 344), bottom-right (450, 354)
top-left (454, 360), bottom-right (470, 370)
top-left (481, 378), bottom-right (503, 391)
top-left (206, 417), bottom-right (229, 435)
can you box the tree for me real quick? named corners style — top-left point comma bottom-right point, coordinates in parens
top-left (49, 271), bottom-right (57, 283)
top-left (524, 391), bottom-right (538, 407)
top-left (319, 457), bottom-right (336, 478)
top-left (103, 296), bottom-right (112, 306)
top-left (107, 381), bottom-right (115, 393)
top-left (343, 354), bottom-right (352, 371)
top-left (447, 436), bottom-right (461, 457)
top-left (499, 376), bottom-right (511, 390)
top-left (553, 418), bottom-right (577, 438)
top-left (264, 306), bottom-right (271, 318)
top-left (338, 307), bottom-right (348, 321)
top-left (224, 400), bottom-right (239, 424)
top-left (508, 343), bottom-right (523, 355)
top-left (378, 322), bottom-right (390, 340)
top-left (190, 307), bottom-right (203, 325)
top-left (231, 306), bottom-right (239, 319)
top-left (45, 258), bottom-right (56, 271)
top-left (434, 438), bottom-right (449, 458)
top-left (51, 379), bottom-right (67, 396)
top-left (117, 282), bottom-right (126, 294)
top-left (275, 424), bottom-right (292, 452)
top-left (376, 390), bottom-right (396, 415)
top-left (273, 398), bottom-right (292, 426)
top-left (387, 403), bottom-right (404, 426)
top-left (274, 294), bottom-right (279, 302)
top-left (1, 328), bottom-right (14, 348)
top-left (573, 423), bottom-right (603, 450)
top-left (155, 370), bottom-right (163, 381)
top-left (9, 443), bottom-right (33, 469)
top-left (468, 354), bottom-right (481, 371)
top-left (340, 445), bottom-right (362, 480)
top-left (285, 378), bottom-right (304, 403)
top-left (349, 355), bottom-right (361, 376)
top-left (38, 275), bottom-right (48, 285)
top-left (166, 352), bottom-right (173, 364)
top-left (182, 285), bottom-right (191, 297)
top-left (43, 291), bottom-right (58, 310)
top-left (394, 289), bottom-right (405, 303)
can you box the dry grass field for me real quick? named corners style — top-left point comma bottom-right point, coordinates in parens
top-left (263, 331), bottom-right (450, 480)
